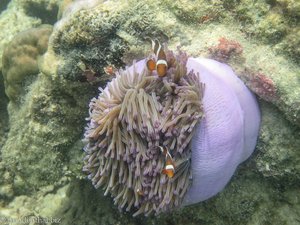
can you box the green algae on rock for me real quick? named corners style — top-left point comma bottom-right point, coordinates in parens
top-left (1, 73), bottom-right (95, 192)
top-left (50, 0), bottom-right (165, 81)
top-left (255, 102), bottom-right (300, 185)
top-left (0, 72), bottom-right (8, 147)
top-left (19, 0), bottom-right (60, 25)
top-left (0, 6), bottom-right (95, 194)
top-left (223, 0), bottom-right (300, 62)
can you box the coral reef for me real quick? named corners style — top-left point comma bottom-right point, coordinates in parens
top-left (1, 71), bottom-right (96, 192)
top-left (0, 0), bottom-right (10, 13)
top-left (222, 0), bottom-right (300, 62)
top-left (57, 0), bottom-right (74, 20)
top-left (0, 73), bottom-right (8, 147)
top-left (0, 72), bottom-right (10, 201)
top-left (0, 0), bottom-right (299, 224)
top-left (2, 25), bottom-right (53, 101)
top-left (208, 37), bottom-right (243, 62)
top-left (236, 48), bottom-right (300, 126)
top-left (0, 0), bottom-right (95, 195)
top-left (255, 102), bottom-right (300, 185)
top-left (279, 27), bottom-right (300, 62)
top-left (164, 0), bottom-right (225, 24)
top-left (50, 0), bottom-right (158, 81)
top-left (0, 0), bottom-right (62, 71)
top-left (19, 0), bottom-right (60, 24)
top-left (245, 71), bottom-right (277, 102)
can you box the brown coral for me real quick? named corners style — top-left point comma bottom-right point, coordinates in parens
top-left (1, 25), bottom-right (53, 101)
top-left (245, 69), bottom-right (277, 102)
top-left (209, 37), bottom-right (243, 62)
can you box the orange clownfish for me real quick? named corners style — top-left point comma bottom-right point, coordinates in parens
top-left (159, 146), bottom-right (175, 178)
top-left (104, 65), bottom-right (116, 76)
top-left (146, 39), bottom-right (168, 77)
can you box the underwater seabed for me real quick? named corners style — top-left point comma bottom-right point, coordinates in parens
top-left (0, 0), bottom-right (300, 224)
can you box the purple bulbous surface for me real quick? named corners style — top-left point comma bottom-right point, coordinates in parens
top-left (182, 58), bottom-right (260, 205)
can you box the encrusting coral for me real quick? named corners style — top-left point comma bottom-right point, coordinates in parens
top-left (19, 0), bottom-right (60, 24)
top-left (83, 48), bottom-right (204, 216)
top-left (2, 24), bottom-right (53, 101)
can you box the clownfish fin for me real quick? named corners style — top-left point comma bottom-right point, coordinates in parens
top-left (165, 149), bottom-right (173, 160)
top-left (159, 146), bottom-right (168, 156)
top-left (157, 47), bottom-right (166, 61)
top-left (165, 157), bottom-right (174, 166)
top-left (152, 39), bottom-right (160, 56)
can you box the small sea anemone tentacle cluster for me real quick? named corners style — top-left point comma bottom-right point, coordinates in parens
top-left (83, 49), bottom-right (204, 216)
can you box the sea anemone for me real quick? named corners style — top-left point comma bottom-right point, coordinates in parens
top-left (83, 44), bottom-right (261, 216)
top-left (83, 48), bottom-right (204, 216)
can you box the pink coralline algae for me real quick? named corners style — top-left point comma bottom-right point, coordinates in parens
top-left (248, 71), bottom-right (277, 102)
top-left (209, 37), bottom-right (243, 62)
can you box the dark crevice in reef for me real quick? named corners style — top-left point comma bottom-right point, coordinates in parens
top-left (0, 72), bottom-right (9, 149)
top-left (23, 2), bottom-right (59, 25)
top-left (0, 0), bottom-right (10, 13)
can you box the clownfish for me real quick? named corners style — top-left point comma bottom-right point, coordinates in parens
top-left (104, 65), bottom-right (116, 76)
top-left (146, 39), bottom-right (168, 77)
top-left (159, 146), bottom-right (175, 178)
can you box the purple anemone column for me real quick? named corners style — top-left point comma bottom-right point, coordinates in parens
top-left (182, 58), bottom-right (260, 205)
